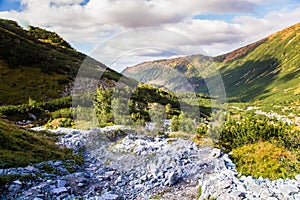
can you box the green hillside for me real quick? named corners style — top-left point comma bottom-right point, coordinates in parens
top-left (0, 19), bottom-right (123, 105)
top-left (217, 23), bottom-right (300, 103)
top-left (123, 22), bottom-right (300, 104)
top-left (0, 118), bottom-right (81, 168)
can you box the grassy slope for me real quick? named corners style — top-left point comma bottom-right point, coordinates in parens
top-left (217, 23), bottom-right (300, 103)
top-left (123, 23), bottom-right (300, 104)
top-left (0, 118), bottom-right (80, 168)
top-left (0, 19), bottom-right (124, 105)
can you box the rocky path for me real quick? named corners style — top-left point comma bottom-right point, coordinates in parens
top-left (0, 126), bottom-right (299, 199)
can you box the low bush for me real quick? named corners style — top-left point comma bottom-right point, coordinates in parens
top-left (51, 108), bottom-right (73, 119)
top-left (219, 114), bottom-right (299, 151)
top-left (232, 141), bottom-right (300, 179)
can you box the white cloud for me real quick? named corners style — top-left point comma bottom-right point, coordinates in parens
top-left (0, 0), bottom-right (300, 71)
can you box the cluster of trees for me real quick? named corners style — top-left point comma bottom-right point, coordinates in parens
top-left (93, 84), bottom-right (181, 128)
top-left (91, 83), bottom-right (205, 135)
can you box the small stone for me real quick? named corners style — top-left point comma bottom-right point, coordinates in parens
top-left (260, 189), bottom-right (272, 198)
top-left (54, 160), bottom-right (63, 167)
top-left (51, 187), bottom-right (68, 195)
top-left (140, 174), bottom-right (149, 182)
top-left (79, 177), bottom-right (88, 183)
top-left (295, 174), bottom-right (300, 181)
top-left (8, 184), bottom-right (21, 192)
top-left (279, 185), bottom-right (299, 196)
top-left (266, 197), bottom-right (278, 200)
top-left (236, 184), bottom-right (247, 193)
top-left (13, 180), bottom-right (22, 185)
top-left (134, 184), bottom-right (144, 190)
top-left (57, 180), bottom-right (67, 187)
top-left (220, 181), bottom-right (231, 189)
top-left (114, 175), bottom-right (125, 184)
top-left (157, 171), bottom-right (164, 179)
top-left (105, 171), bottom-right (115, 176)
top-left (77, 182), bottom-right (85, 187)
top-left (25, 166), bottom-right (35, 172)
top-left (167, 171), bottom-right (178, 186)
top-left (230, 190), bottom-right (244, 197)
top-left (210, 148), bottom-right (221, 158)
top-left (100, 193), bottom-right (119, 200)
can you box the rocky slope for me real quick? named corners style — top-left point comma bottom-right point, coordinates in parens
top-left (1, 126), bottom-right (299, 199)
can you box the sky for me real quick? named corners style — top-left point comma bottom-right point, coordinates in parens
top-left (0, 0), bottom-right (300, 72)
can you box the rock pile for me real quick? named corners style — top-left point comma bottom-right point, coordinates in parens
top-left (0, 127), bottom-right (299, 199)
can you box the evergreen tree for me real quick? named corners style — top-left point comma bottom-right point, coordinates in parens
top-left (149, 103), bottom-right (166, 134)
top-left (94, 88), bottom-right (112, 126)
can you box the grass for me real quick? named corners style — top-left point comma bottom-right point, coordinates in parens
top-left (149, 189), bottom-right (171, 199)
top-left (0, 118), bottom-right (82, 168)
top-left (0, 61), bottom-right (68, 105)
top-left (196, 186), bottom-right (202, 199)
top-left (232, 141), bottom-right (300, 180)
top-left (0, 18), bottom-right (129, 105)
top-left (217, 23), bottom-right (300, 103)
top-left (168, 131), bottom-right (193, 139)
top-left (0, 174), bottom-right (34, 188)
top-left (123, 23), bottom-right (300, 104)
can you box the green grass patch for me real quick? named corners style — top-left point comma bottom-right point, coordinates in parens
top-left (0, 119), bottom-right (82, 168)
top-left (232, 141), bottom-right (300, 180)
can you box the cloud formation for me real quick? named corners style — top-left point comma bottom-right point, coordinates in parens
top-left (0, 0), bottom-right (300, 71)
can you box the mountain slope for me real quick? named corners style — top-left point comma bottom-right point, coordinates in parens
top-left (123, 55), bottom-right (213, 93)
top-left (0, 19), bottom-right (124, 105)
top-left (123, 22), bottom-right (300, 103)
top-left (216, 23), bottom-right (300, 102)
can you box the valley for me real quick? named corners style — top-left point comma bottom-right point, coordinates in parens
top-left (0, 18), bottom-right (299, 200)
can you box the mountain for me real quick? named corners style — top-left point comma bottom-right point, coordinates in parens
top-left (123, 23), bottom-right (300, 103)
top-left (0, 19), bottom-right (125, 105)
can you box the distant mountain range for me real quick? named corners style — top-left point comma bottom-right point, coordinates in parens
top-left (123, 23), bottom-right (300, 103)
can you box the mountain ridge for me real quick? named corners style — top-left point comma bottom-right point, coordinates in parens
top-left (123, 22), bottom-right (300, 103)
top-left (0, 18), bottom-right (126, 105)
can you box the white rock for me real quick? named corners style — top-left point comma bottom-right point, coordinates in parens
top-left (279, 185), bottom-right (299, 196)
top-left (99, 193), bottom-right (119, 200)
top-left (210, 148), bottom-right (221, 158)
top-left (51, 187), bottom-right (68, 195)
top-left (295, 174), bottom-right (300, 182)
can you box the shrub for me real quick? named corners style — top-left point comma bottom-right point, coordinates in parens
top-left (51, 108), bottom-right (73, 119)
top-left (218, 114), bottom-right (298, 151)
top-left (232, 141), bottom-right (300, 180)
top-left (170, 115), bottom-right (179, 132)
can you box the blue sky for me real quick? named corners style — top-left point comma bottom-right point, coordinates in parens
top-left (0, 0), bottom-right (300, 71)
top-left (0, 0), bottom-right (22, 11)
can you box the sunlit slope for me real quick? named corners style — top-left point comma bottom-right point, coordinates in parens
top-left (0, 19), bottom-right (123, 105)
top-left (217, 23), bottom-right (300, 103)
top-left (123, 23), bottom-right (300, 103)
